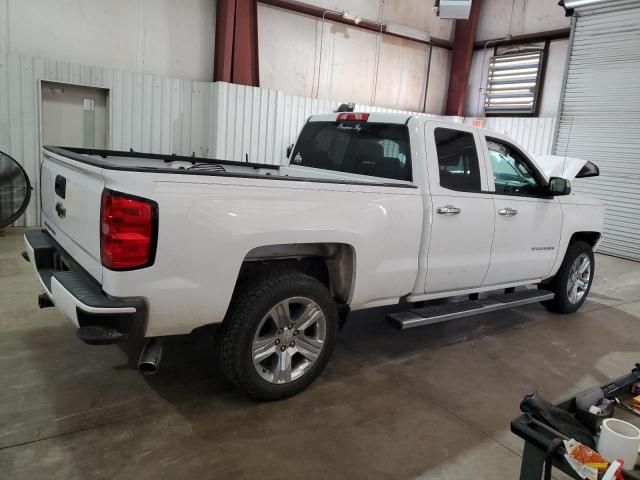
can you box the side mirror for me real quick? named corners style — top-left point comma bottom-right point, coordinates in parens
top-left (547, 177), bottom-right (571, 196)
top-left (286, 144), bottom-right (294, 158)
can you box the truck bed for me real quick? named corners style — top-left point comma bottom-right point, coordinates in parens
top-left (44, 147), bottom-right (415, 188)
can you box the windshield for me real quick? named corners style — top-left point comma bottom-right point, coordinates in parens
top-left (291, 121), bottom-right (412, 181)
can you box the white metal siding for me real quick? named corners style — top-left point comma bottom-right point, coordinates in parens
top-left (465, 117), bottom-right (557, 156)
top-left (555, 4), bottom-right (640, 261)
top-left (209, 82), bottom-right (449, 165)
top-left (0, 53), bottom-right (200, 226)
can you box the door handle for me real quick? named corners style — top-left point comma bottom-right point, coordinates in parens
top-left (498, 208), bottom-right (518, 217)
top-left (55, 175), bottom-right (66, 199)
top-left (55, 202), bottom-right (66, 219)
top-left (436, 205), bottom-right (461, 215)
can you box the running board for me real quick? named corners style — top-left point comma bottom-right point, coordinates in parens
top-left (388, 289), bottom-right (555, 330)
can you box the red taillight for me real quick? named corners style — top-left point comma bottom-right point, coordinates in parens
top-left (101, 190), bottom-right (157, 270)
top-left (336, 112), bottom-right (369, 122)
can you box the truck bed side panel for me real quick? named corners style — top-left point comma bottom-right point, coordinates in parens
top-left (100, 170), bottom-right (424, 336)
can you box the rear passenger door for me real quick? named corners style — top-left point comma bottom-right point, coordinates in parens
top-left (480, 136), bottom-right (562, 285)
top-left (423, 122), bottom-right (495, 293)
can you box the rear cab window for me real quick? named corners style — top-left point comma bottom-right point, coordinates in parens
top-left (291, 121), bottom-right (412, 182)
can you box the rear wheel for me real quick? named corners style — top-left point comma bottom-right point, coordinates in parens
top-left (542, 241), bottom-right (594, 314)
top-left (218, 269), bottom-right (338, 401)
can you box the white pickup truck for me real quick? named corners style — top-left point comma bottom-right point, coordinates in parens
top-left (24, 112), bottom-right (603, 400)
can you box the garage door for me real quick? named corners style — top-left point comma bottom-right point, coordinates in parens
top-left (555, 1), bottom-right (640, 261)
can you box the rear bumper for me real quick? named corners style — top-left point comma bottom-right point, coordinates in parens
top-left (24, 230), bottom-right (146, 344)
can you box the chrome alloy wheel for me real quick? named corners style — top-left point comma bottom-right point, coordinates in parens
top-left (567, 253), bottom-right (591, 304)
top-left (251, 297), bottom-right (327, 384)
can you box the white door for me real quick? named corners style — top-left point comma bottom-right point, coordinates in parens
top-left (481, 136), bottom-right (562, 285)
top-left (424, 123), bottom-right (495, 293)
top-left (41, 82), bottom-right (108, 148)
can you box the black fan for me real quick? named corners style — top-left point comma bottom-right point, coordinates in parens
top-left (0, 151), bottom-right (32, 228)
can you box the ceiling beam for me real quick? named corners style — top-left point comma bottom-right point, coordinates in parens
top-left (474, 28), bottom-right (571, 49)
top-left (259, 0), bottom-right (453, 50)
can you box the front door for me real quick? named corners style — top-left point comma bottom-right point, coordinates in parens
top-left (424, 123), bottom-right (495, 293)
top-left (480, 136), bottom-right (562, 285)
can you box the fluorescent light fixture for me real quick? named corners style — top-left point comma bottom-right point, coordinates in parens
top-left (437, 0), bottom-right (473, 20)
top-left (386, 23), bottom-right (430, 43)
top-left (564, 0), bottom-right (612, 7)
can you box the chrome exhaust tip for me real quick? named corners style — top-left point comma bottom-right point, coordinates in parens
top-left (138, 338), bottom-right (163, 375)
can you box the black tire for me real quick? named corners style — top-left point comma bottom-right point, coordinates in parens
top-left (217, 269), bottom-right (339, 401)
top-left (542, 241), bottom-right (595, 314)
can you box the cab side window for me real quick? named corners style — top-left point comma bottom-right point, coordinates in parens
top-left (434, 128), bottom-right (481, 192)
top-left (487, 138), bottom-right (543, 196)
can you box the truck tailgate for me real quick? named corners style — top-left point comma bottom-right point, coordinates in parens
top-left (41, 149), bottom-right (105, 282)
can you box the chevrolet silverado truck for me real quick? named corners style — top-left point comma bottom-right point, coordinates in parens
top-left (23, 112), bottom-right (603, 400)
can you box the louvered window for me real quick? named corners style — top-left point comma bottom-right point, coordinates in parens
top-left (484, 50), bottom-right (544, 115)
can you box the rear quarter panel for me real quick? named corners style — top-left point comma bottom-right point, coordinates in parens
top-left (100, 170), bottom-right (423, 336)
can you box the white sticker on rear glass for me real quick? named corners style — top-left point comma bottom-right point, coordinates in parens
top-left (336, 123), bottom-right (362, 132)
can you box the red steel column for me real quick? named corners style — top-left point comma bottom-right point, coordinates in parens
top-left (233, 0), bottom-right (260, 86)
top-left (445, 0), bottom-right (483, 116)
top-left (214, 0), bottom-right (259, 86)
top-left (214, 0), bottom-right (236, 83)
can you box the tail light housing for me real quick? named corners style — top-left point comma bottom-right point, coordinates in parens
top-left (101, 190), bottom-right (158, 270)
top-left (337, 112), bottom-right (369, 122)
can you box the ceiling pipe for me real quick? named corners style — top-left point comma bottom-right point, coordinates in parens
top-left (259, 0), bottom-right (453, 49)
top-left (473, 28), bottom-right (570, 49)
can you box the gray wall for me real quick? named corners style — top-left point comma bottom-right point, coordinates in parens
top-left (0, 0), bottom-right (216, 81)
top-left (476, 0), bottom-right (570, 41)
top-left (258, 1), bottom-right (453, 114)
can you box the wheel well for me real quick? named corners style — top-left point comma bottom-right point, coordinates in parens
top-left (236, 243), bottom-right (355, 304)
top-left (569, 231), bottom-right (601, 249)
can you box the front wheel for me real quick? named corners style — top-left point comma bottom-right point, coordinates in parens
top-left (542, 241), bottom-right (595, 314)
top-left (218, 269), bottom-right (339, 401)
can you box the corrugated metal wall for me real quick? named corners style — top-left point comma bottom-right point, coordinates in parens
top-left (209, 83), bottom-right (556, 165)
top-left (465, 117), bottom-right (557, 156)
top-left (0, 52), bottom-right (204, 226)
top-left (207, 82), bottom-right (455, 165)
top-left (554, 3), bottom-right (640, 261)
top-left (1, 52), bottom-right (557, 226)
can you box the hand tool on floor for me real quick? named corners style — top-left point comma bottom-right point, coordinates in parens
top-left (613, 398), bottom-right (640, 417)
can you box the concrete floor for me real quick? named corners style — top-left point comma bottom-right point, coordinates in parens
top-left (1, 228), bottom-right (640, 480)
